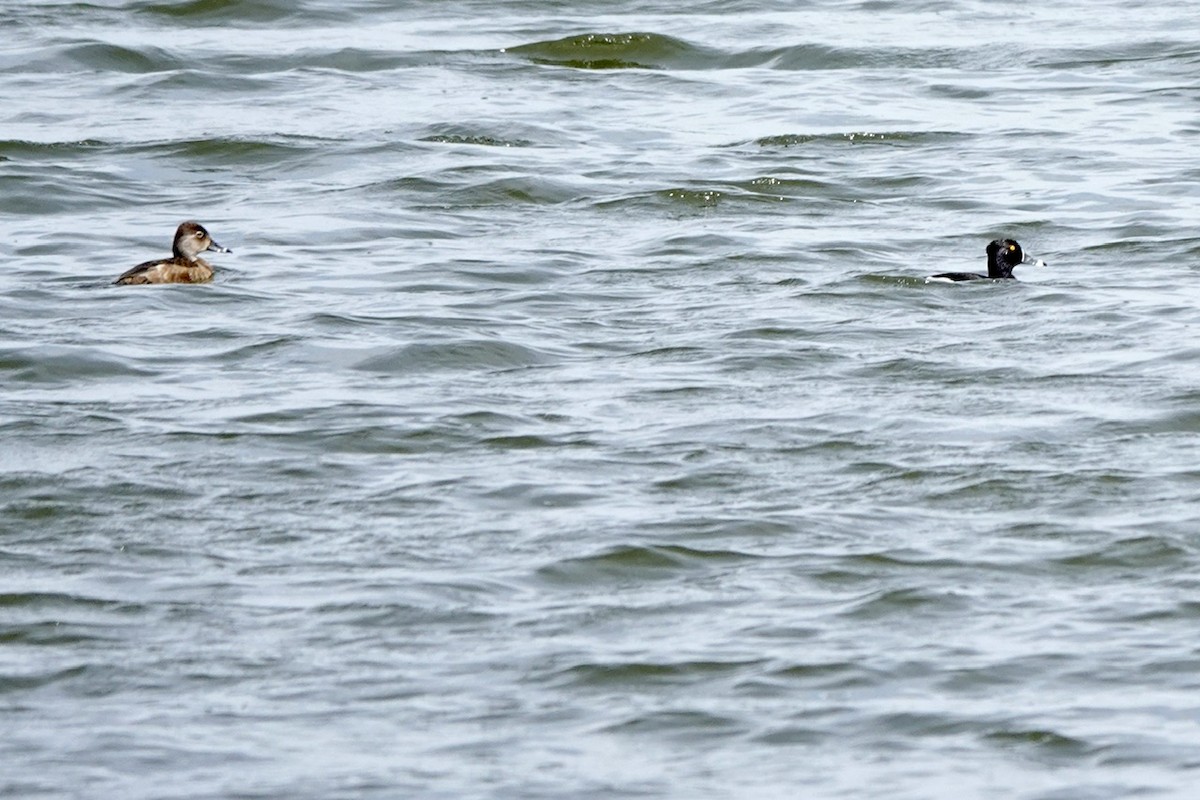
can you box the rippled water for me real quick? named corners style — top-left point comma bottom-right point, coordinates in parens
top-left (5, 1), bottom-right (1200, 798)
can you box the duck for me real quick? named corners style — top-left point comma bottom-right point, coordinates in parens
top-left (926, 239), bottom-right (1046, 283)
top-left (113, 221), bottom-right (231, 285)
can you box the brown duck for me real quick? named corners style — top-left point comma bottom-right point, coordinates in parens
top-left (114, 221), bottom-right (231, 285)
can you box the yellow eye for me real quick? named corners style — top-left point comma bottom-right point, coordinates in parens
top-left (1009, 245), bottom-right (1016, 251)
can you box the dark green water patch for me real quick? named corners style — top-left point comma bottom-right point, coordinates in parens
top-left (602, 709), bottom-right (745, 740)
top-left (130, 135), bottom-right (331, 167)
top-left (594, 187), bottom-right (744, 212)
top-left (137, 0), bottom-right (303, 24)
top-left (721, 325), bottom-right (812, 340)
top-left (0, 346), bottom-right (152, 383)
top-left (751, 130), bottom-right (968, 149)
top-left (354, 340), bottom-right (558, 373)
top-left (742, 175), bottom-right (836, 197)
top-left (927, 82), bottom-right (992, 99)
top-left (0, 172), bottom-right (138, 214)
top-left (602, 185), bottom-right (796, 212)
top-left (296, 47), bottom-right (421, 73)
top-left (506, 32), bottom-right (709, 70)
top-left (417, 121), bottom-right (571, 149)
top-left (652, 468), bottom-right (750, 493)
top-left (861, 273), bottom-right (932, 288)
top-left (480, 433), bottom-right (593, 451)
top-left (875, 711), bottom-right (981, 738)
top-left (461, 176), bottom-right (585, 206)
top-left (503, 34), bottom-right (959, 72)
top-left (1040, 40), bottom-right (1200, 70)
top-left (1053, 535), bottom-right (1190, 570)
top-left (0, 139), bottom-right (108, 159)
top-left (627, 345), bottom-right (710, 361)
top-left (984, 727), bottom-right (1096, 758)
top-left (752, 726), bottom-right (828, 745)
top-left (0, 622), bottom-right (113, 647)
top-left (557, 658), bottom-right (763, 689)
top-left (768, 660), bottom-right (862, 683)
top-left (842, 551), bottom-right (970, 572)
top-left (657, 187), bottom-right (725, 208)
top-left (132, 70), bottom-right (275, 93)
top-left (420, 133), bottom-right (533, 148)
top-left (0, 664), bottom-right (89, 694)
top-left (385, 173), bottom-right (585, 206)
top-left (840, 587), bottom-right (969, 620)
top-left (0, 591), bottom-right (129, 611)
top-left (62, 42), bottom-right (182, 73)
top-left (537, 543), bottom-right (758, 586)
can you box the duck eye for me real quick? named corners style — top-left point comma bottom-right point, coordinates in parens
top-left (195, 231), bottom-right (205, 238)
top-left (1008, 245), bottom-right (1016, 251)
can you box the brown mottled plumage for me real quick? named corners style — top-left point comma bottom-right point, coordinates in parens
top-left (114, 221), bottom-right (231, 285)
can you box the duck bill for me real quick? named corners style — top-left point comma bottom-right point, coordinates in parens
top-left (207, 240), bottom-right (232, 254)
top-left (1023, 253), bottom-right (1046, 267)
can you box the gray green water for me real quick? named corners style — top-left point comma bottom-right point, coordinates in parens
top-left (4, 1), bottom-right (1200, 798)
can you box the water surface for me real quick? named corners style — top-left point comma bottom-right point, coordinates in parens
top-left (4, 1), bottom-right (1200, 798)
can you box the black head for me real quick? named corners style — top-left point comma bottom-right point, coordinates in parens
top-left (985, 239), bottom-right (1026, 279)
